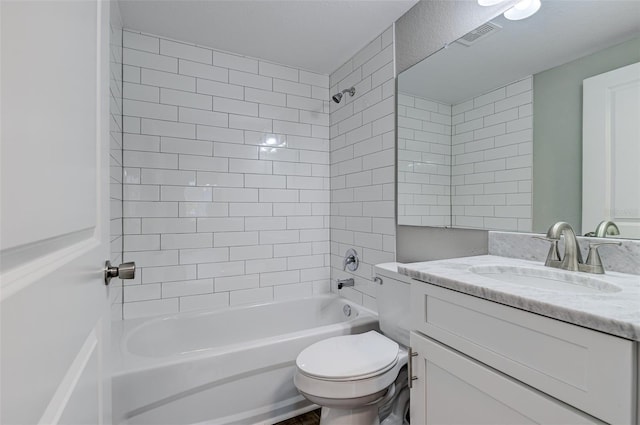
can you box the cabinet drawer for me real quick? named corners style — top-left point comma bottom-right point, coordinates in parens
top-left (410, 332), bottom-right (604, 425)
top-left (410, 282), bottom-right (635, 424)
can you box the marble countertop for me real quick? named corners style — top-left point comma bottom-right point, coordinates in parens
top-left (399, 255), bottom-right (640, 341)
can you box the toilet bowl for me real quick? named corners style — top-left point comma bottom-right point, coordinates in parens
top-left (294, 331), bottom-right (408, 425)
top-left (294, 263), bottom-right (412, 425)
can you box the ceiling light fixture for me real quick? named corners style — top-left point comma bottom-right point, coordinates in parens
top-left (503, 0), bottom-right (541, 20)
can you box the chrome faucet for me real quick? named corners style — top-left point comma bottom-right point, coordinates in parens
top-left (539, 221), bottom-right (620, 274)
top-left (545, 222), bottom-right (583, 271)
top-left (594, 220), bottom-right (620, 238)
top-left (337, 278), bottom-right (355, 290)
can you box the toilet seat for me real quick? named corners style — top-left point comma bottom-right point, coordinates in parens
top-left (294, 331), bottom-right (407, 401)
top-left (296, 331), bottom-right (400, 381)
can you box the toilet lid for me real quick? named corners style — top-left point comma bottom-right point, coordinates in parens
top-left (296, 331), bottom-right (399, 380)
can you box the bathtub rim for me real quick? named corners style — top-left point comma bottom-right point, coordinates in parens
top-left (111, 294), bottom-right (378, 375)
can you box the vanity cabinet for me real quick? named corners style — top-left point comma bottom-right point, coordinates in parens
top-left (409, 282), bottom-right (637, 425)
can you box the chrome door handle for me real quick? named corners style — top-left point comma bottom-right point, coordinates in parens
top-left (104, 261), bottom-right (136, 285)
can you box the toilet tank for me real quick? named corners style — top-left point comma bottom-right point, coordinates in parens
top-left (374, 263), bottom-right (412, 347)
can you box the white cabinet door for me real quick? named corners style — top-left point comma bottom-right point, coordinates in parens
top-left (1, 1), bottom-right (112, 424)
top-left (583, 62), bottom-right (640, 238)
top-left (409, 332), bottom-right (603, 425)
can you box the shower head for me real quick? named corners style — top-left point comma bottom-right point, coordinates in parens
top-left (332, 87), bottom-right (356, 103)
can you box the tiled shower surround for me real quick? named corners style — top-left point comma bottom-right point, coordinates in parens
top-left (329, 26), bottom-right (397, 311)
top-left (397, 76), bottom-right (533, 232)
top-left (121, 30), bottom-right (331, 318)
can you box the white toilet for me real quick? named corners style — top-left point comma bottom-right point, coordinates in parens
top-left (294, 263), bottom-right (411, 425)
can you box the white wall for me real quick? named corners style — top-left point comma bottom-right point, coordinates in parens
top-left (110, 1), bottom-right (124, 318)
top-left (120, 30), bottom-right (331, 319)
top-left (329, 26), bottom-right (396, 311)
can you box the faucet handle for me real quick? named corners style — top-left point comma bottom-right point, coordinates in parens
top-left (533, 236), bottom-right (561, 265)
top-left (583, 241), bottom-right (622, 274)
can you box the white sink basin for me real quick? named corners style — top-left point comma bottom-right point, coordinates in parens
top-left (469, 265), bottom-right (622, 294)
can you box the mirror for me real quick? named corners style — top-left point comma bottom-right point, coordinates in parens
top-left (397, 1), bottom-right (640, 238)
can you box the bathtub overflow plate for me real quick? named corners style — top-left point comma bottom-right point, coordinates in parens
top-left (343, 304), bottom-right (352, 317)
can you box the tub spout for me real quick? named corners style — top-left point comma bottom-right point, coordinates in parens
top-left (337, 278), bottom-right (354, 290)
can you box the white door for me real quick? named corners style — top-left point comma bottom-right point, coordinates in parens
top-left (582, 62), bottom-right (640, 239)
top-left (1, 1), bottom-right (112, 424)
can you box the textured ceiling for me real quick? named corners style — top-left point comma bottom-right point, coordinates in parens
top-left (118, 0), bottom-right (418, 75)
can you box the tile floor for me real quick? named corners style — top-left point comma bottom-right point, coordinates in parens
top-left (274, 409), bottom-right (321, 425)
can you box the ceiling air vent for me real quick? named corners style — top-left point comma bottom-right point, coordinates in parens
top-left (455, 22), bottom-right (502, 47)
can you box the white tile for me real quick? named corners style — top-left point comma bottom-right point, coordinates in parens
top-left (179, 59), bottom-right (228, 82)
top-left (124, 48), bottom-right (177, 73)
top-left (214, 231), bottom-right (258, 247)
top-left (245, 217), bottom-right (286, 231)
top-left (229, 287), bottom-right (273, 306)
top-left (197, 217), bottom-right (245, 232)
top-left (246, 258), bottom-right (288, 274)
top-left (123, 31), bottom-right (159, 53)
top-left (160, 39), bottom-right (212, 64)
top-left (244, 174), bottom-right (286, 188)
top-left (211, 50), bottom-right (258, 73)
top-left (162, 279), bottom-right (214, 297)
top-left (259, 104), bottom-right (298, 121)
top-left (229, 70), bottom-right (272, 90)
top-left (161, 186), bottom-right (212, 201)
top-left (245, 88), bottom-right (286, 107)
top-left (197, 79), bottom-right (244, 100)
top-left (141, 118), bottom-right (195, 139)
top-left (213, 97), bottom-right (258, 116)
top-left (215, 274), bottom-right (260, 291)
top-left (260, 230), bottom-right (299, 244)
top-left (274, 79), bottom-right (311, 97)
top-left (125, 250), bottom-right (179, 267)
top-left (273, 242), bottom-right (313, 257)
top-left (259, 189), bottom-right (299, 202)
top-left (123, 82), bottom-right (159, 102)
top-left (123, 134), bottom-right (160, 152)
top-left (140, 168), bottom-right (196, 186)
top-left (229, 203), bottom-right (273, 217)
top-left (162, 89), bottom-right (213, 110)
top-left (179, 202), bottom-right (228, 217)
top-left (143, 264), bottom-right (196, 283)
top-left (212, 188), bottom-right (258, 202)
top-left (198, 261), bottom-right (245, 278)
top-left (229, 245), bottom-right (273, 260)
top-left (259, 62), bottom-right (298, 82)
top-left (162, 233), bottom-right (212, 249)
top-left (123, 65), bottom-right (141, 83)
top-left (300, 70), bottom-right (329, 88)
top-left (229, 158), bottom-right (272, 174)
top-left (141, 69), bottom-right (195, 91)
top-left (273, 120), bottom-right (311, 137)
top-left (124, 234), bottom-right (160, 251)
top-left (161, 137), bottom-right (213, 156)
top-left (124, 201), bottom-right (178, 217)
top-left (141, 218), bottom-right (196, 234)
top-left (123, 184), bottom-right (159, 201)
top-left (228, 115), bottom-right (272, 132)
top-left (197, 171), bottom-right (244, 187)
top-left (179, 154), bottom-right (228, 172)
top-left (196, 125), bottom-right (244, 143)
top-left (260, 270), bottom-right (299, 286)
top-left (124, 150), bottom-right (177, 169)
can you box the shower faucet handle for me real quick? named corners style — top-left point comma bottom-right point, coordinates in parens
top-left (342, 248), bottom-right (359, 271)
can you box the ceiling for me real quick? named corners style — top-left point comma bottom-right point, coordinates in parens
top-left (399, 1), bottom-right (640, 104)
top-left (118, 0), bottom-right (418, 75)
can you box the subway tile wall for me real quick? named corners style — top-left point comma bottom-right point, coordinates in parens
top-left (121, 30), bottom-right (331, 319)
top-left (451, 76), bottom-right (533, 231)
top-left (329, 26), bottom-right (396, 312)
top-left (397, 93), bottom-right (452, 227)
top-left (109, 2), bottom-right (124, 318)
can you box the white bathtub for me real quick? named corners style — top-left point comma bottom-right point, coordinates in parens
top-left (111, 295), bottom-right (378, 425)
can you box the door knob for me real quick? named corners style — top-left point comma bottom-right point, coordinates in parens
top-left (104, 261), bottom-right (136, 285)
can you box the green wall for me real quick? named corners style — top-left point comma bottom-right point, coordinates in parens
top-left (532, 37), bottom-right (640, 234)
